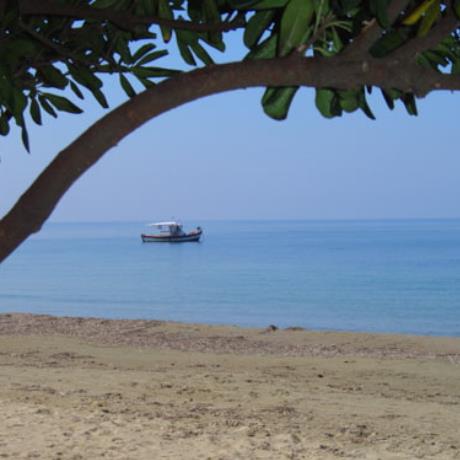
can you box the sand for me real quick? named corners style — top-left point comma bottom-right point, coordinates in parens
top-left (0, 313), bottom-right (459, 459)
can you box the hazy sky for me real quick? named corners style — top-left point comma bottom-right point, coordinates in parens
top-left (1, 33), bottom-right (459, 222)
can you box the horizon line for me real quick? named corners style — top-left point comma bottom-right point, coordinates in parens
top-left (47, 216), bottom-right (460, 224)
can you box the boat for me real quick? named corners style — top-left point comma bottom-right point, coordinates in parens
top-left (141, 221), bottom-right (202, 243)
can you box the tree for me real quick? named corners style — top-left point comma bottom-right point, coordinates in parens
top-left (0, 0), bottom-right (459, 262)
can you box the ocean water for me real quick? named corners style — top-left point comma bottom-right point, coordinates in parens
top-left (0, 220), bottom-right (459, 336)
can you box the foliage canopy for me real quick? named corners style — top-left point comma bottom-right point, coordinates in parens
top-left (2, 0), bottom-right (460, 151)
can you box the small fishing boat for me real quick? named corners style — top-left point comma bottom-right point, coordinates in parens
top-left (141, 221), bottom-right (202, 243)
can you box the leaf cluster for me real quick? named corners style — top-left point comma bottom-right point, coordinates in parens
top-left (241, 0), bottom-right (460, 120)
top-left (0, 0), bottom-right (178, 150)
top-left (0, 0), bottom-right (459, 150)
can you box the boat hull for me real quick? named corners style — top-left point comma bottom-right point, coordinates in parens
top-left (141, 230), bottom-right (202, 243)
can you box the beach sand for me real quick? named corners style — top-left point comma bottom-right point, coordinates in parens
top-left (0, 313), bottom-right (459, 459)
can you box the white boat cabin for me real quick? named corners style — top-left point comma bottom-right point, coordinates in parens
top-left (147, 221), bottom-right (185, 236)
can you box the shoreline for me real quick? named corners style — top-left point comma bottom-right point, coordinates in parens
top-left (3, 311), bottom-right (458, 339)
top-left (1, 313), bottom-right (460, 459)
top-left (1, 312), bottom-right (460, 361)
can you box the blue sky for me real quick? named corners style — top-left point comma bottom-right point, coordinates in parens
top-left (0, 32), bottom-right (459, 222)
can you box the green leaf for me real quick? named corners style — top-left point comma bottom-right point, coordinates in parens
top-left (5, 39), bottom-right (38, 60)
top-left (455, 0), bottom-right (460, 19)
top-left (339, 0), bottom-right (361, 15)
top-left (119, 74), bottom-right (136, 98)
top-left (381, 89), bottom-right (395, 110)
top-left (38, 95), bottom-right (57, 118)
top-left (339, 90), bottom-right (359, 113)
top-left (435, 40), bottom-right (456, 61)
top-left (132, 44), bottom-right (157, 62)
top-left (136, 50), bottom-right (169, 66)
top-left (386, 88), bottom-right (402, 99)
top-left (203, 0), bottom-right (222, 45)
top-left (315, 88), bottom-right (341, 118)
top-left (262, 86), bottom-right (299, 120)
top-left (0, 78), bottom-right (14, 114)
top-left (176, 29), bottom-right (216, 66)
top-left (200, 32), bottom-right (226, 52)
top-left (14, 110), bottom-right (30, 151)
top-left (139, 0), bottom-right (157, 15)
top-left (189, 41), bottom-right (214, 65)
top-left (245, 33), bottom-right (277, 60)
top-left (401, 93), bottom-right (418, 116)
top-left (228, 0), bottom-right (288, 9)
top-left (451, 58), bottom-right (460, 75)
top-left (0, 114), bottom-right (10, 136)
top-left (132, 66), bottom-right (180, 78)
top-left (417, 0), bottom-right (440, 37)
top-left (30, 98), bottom-right (42, 125)
top-left (203, 0), bottom-right (220, 22)
top-left (69, 81), bottom-right (84, 100)
top-left (12, 39), bottom-right (37, 56)
top-left (93, 0), bottom-right (121, 8)
top-left (176, 30), bottom-right (214, 65)
top-left (115, 36), bottom-right (133, 63)
top-left (358, 90), bottom-right (376, 119)
top-left (254, 0), bottom-right (289, 7)
top-left (188, 0), bottom-right (202, 21)
top-left (67, 64), bottom-right (103, 91)
top-left (331, 27), bottom-right (343, 52)
top-left (370, 29), bottom-right (409, 58)
top-left (177, 42), bottom-right (196, 65)
top-left (402, 0), bottom-right (436, 25)
top-left (21, 124), bottom-right (30, 152)
top-left (244, 10), bottom-right (275, 48)
top-left (38, 65), bottom-right (68, 89)
top-left (176, 30), bottom-right (197, 65)
top-left (227, 0), bottom-right (259, 7)
top-left (42, 93), bottom-right (83, 114)
top-left (90, 88), bottom-right (109, 108)
top-left (136, 75), bottom-right (156, 89)
top-left (369, 0), bottom-right (390, 28)
top-left (279, 0), bottom-right (315, 56)
top-left (424, 50), bottom-right (449, 68)
top-left (416, 52), bottom-right (436, 70)
top-left (158, 0), bottom-right (173, 43)
top-left (12, 88), bottom-right (27, 124)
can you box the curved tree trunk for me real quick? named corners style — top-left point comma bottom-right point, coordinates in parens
top-left (0, 54), bottom-right (458, 263)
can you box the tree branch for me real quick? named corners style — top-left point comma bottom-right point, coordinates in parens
top-left (18, 0), bottom-right (245, 33)
top-left (1, 55), bottom-right (459, 262)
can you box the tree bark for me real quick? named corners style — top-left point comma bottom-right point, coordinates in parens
top-left (0, 55), bottom-right (459, 262)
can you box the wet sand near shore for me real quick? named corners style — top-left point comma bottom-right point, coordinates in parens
top-left (0, 313), bottom-right (460, 459)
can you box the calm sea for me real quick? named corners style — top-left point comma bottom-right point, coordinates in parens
top-left (0, 220), bottom-right (459, 336)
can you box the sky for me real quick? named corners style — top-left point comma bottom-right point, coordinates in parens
top-left (0, 32), bottom-right (459, 223)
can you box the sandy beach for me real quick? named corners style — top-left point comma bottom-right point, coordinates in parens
top-left (0, 313), bottom-right (459, 459)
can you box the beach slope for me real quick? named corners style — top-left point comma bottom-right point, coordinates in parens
top-left (1, 313), bottom-right (460, 459)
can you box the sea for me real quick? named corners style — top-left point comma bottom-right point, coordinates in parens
top-left (0, 220), bottom-right (459, 337)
